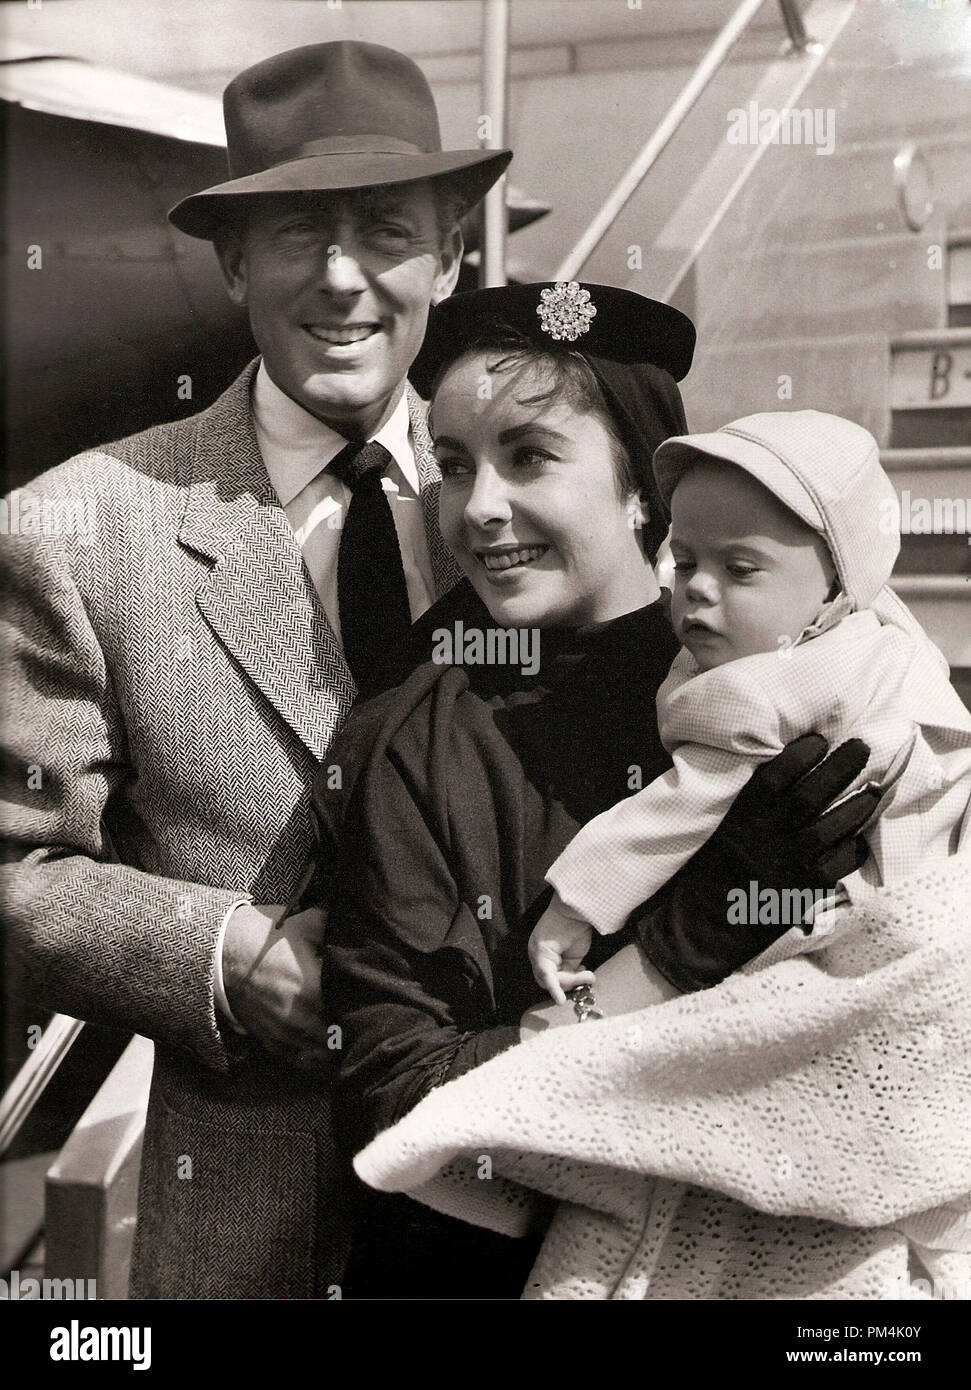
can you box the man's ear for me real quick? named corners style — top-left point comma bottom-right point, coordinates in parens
top-left (213, 223), bottom-right (249, 307)
top-left (431, 224), bottom-right (464, 306)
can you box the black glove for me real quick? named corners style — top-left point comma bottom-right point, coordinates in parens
top-left (634, 734), bottom-right (880, 993)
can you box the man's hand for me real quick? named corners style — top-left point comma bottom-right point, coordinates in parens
top-left (528, 898), bottom-right (595, 1005)
top-left (221, 904), bottom-right (330, 1066)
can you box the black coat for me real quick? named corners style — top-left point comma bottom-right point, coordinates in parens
top-left (313, 581), bottom-right (678, 1297)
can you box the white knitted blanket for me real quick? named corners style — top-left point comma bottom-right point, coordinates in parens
top-left (355, 854), bottom-right (971, 1299)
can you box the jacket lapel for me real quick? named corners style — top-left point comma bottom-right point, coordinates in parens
top-left (409, 384), bottom-right (464, 598)
top-left (178, 363), bottom-right (355, 760)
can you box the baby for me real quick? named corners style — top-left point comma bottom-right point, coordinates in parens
top-left (529, 409), bottom-right (971, 1003)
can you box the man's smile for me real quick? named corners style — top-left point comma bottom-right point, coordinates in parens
top-left (303, 322), bottom-right (383, 349)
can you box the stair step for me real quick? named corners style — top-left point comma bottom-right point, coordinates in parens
top-left (889, 576), bottom-right (971, 667)
top-left (948, 233), bottom-right (971, 317)
top-left (890, 328), bottom-right (971, 447)
top-left (881, 448), bottom-right (971, 569)
top-left (689, 228), bottom-right (948, 341)
top-left (891, 328), bottom-right (971, 410)
top-left (881, 446), bottom-right (971, 485)
top-left (891, 410), bottom-right (971, 449)
top-left (685, 331), bottom-right (892, 441)
top-left (896, 534), bottom-right (971, 574)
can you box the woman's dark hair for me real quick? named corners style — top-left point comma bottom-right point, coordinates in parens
top-left (430, 326), bottom-right (642, 504)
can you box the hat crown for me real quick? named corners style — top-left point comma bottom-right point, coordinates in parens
top-left (223, 42), bottom-right (443, 179)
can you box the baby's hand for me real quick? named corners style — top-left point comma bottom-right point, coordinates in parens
top-left (528, 898), bottom-right (596, 1005)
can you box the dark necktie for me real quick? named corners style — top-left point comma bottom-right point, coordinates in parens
top-left (329, 439), bottom-right (412, 691)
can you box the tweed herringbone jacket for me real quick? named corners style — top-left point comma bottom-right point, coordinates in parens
top-left (0, 360), bottom-right (462, 1298)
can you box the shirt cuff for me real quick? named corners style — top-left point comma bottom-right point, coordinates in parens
top-left (214, 897), bottom-right (253, 1034)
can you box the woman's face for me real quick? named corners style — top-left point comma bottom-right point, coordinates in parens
top-left (432, 352), bottom-right (659, 630)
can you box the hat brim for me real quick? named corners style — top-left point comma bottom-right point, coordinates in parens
top-left (168, 148), bottom-right (512, 239)
top-left (652, 430), bottom-right (825, 530)
top-left (460, 188), bottom-right (551, 251)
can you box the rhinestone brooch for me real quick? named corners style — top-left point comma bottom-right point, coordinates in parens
top-left (536, 281), bottom-right (597, 342)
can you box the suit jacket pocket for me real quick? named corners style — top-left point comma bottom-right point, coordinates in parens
top-left (134, 1086), bottom-right (319, 1299)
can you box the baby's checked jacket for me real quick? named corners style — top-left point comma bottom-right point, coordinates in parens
top-left (548, 589), bottom-right (971, 937)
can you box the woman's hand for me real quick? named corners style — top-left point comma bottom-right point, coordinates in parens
top-left (635, 733), bottom-right (879, 992)
top-left (519, 943), bottom-right (680, 1038)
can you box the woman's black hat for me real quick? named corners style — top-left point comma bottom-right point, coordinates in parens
top-left (411, 282), bottom-right (696, 559)
top-left (412, 281), bottom-right (694, 390)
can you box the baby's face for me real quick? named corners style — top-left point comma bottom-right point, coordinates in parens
top-left (669, 461), bottom-right (837, 672)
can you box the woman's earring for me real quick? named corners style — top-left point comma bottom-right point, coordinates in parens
top-left (627, 494), bottom-right (649, 534)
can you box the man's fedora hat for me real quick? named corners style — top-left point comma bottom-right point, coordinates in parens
top-left (169, 42), bottom-right (512, 240)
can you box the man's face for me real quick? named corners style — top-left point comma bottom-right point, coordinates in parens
top-left (217, 183), bottom-right (462, 437)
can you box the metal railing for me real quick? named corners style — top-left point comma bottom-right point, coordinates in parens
top-left (555, 0), bottom-right (824, 284)
top-left (778, 0), bottom-right (820, 52)
top-left (0, 1014), bottom-right (84, 1157)
top-left (479, 0), bottom-right (511, 287)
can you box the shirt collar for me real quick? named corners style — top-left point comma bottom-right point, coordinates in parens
top-left (252, 360), bottom-right (418, 507)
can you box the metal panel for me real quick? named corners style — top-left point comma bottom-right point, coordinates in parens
top-left (44, 1036), bottom-right (154, 1301)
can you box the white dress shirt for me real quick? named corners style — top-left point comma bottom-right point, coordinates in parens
top-left (214, 361), bottom-right (437, 1031)
top-left (252, 360), bottom-right (436, 640)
